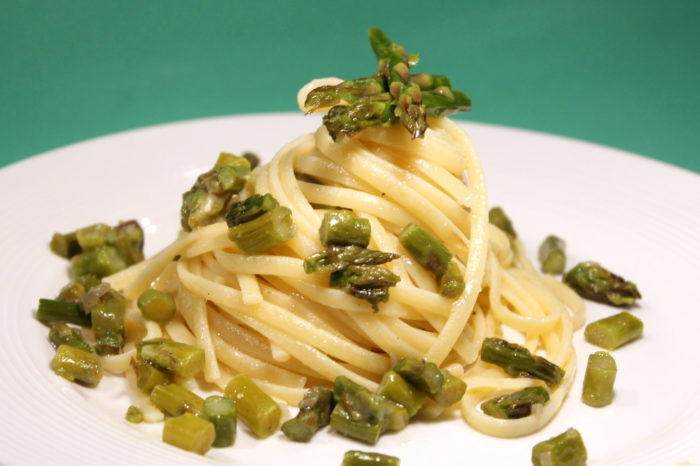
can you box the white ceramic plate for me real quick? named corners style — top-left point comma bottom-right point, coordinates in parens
top-left (1, 114), bottom-right (698, 466)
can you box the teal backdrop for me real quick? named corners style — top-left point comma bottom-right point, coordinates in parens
top-left (1, 0), bottom-right (698, 173)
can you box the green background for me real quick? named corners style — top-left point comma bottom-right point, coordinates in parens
top-left (1, 0), bottom-right (698, 173)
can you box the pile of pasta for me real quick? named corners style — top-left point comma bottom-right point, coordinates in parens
top-left (105, 115), bottom-right (585, 438)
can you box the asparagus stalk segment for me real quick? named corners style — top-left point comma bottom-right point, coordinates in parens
top-left (330, 403), bottom-right (383, 445)
top-left (304, 245), bottom-right (399, 274)
top-left (132, 359), bottom-right (173, 394)
top-left (392, 358), bottom-right (444, 396)
top-left (304, 76), bottom-right (385, 112)
top-left (137, 289), bottom-right (177, 325)
top-left (71, 245), bottom-right (128, 279)
top-left (531, 427), bottom-right (587, 466)
top-left (224, 374), bottom-right (281, 438)
top-left (481, 386), bottom-right (550, 419)
top-left (136, 338), bottom-right (205, 378)
top-left (376, 371), bottom-right (426, 417)
top-left (225, 193), bottom-right (279, 227)
top-left (342, 450), bottom-right (400, 466)
top-left (582, 351), bottom-right (617, 407)
top-left (227, 205), bottom-right (295, 255)
top-left (488, 207), bottom-right (517, 239)
top-left (480, 338), bottom-right (565, 387)
top-left (50, 232), bottom-right (81, 258)
top-left (319, 210), bottom-right (371, 248)
top-left (203, 395), bottom-right (237, 447)
top-left (125, 405), bottom-right (144, 423)
top-left (36, 298), bottom-right (90, 327)
top-left (150, 383), bottom-right (205, 417)
top-left (564, 261), bottom-right (641, 306)
top-left (584, 312), bottom-right (643, 350)
top-left (162, 413), bottom-right (215, 455)
top-left (282, 386), bottom-right (335, 442)
top-left (538, 235), bottom-right (567, 275)
top-left (51, 344), bottom-right (103, 387)
top-left (48, 322), bottom-right (92, 352)
top-left (329, 266), bottom-right (400, 311)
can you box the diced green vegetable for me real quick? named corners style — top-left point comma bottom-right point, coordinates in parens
top-left (50, 232), bottom-right (81, 258)
top-left (282, 386), bottom-right (334, 442)
top-left (304, 245), bottom-right (399, 274)
top-left (438, 260), bottom-right (466, 299)
top-left (564, 261), bottom-right (641, 306)
top-left (224, 374), bottom-right (281, 438)
top-left (480, 338), bottom-right (565, 387)
top-left (162, 413), bottom-right (215, 455)
top-left (377, 371), bottom-right (426, 417)
top-left (319, 210), bottom-right (371, 248)
top-left (488, 207), bottom-right (517, 239)
top-left (51, 344), bottom-right (103, 387)
top-left (136, 338), bottom-right (205, 378)
top-left (531, 427), bottom-right (587, 466)
top-left (225, 193), bottom-right (279, 227)
top-left (126, 405), bottom-right (144, 423)
top-left (132, 359), bottom-right (173, 394)
top-left (150, 383), bottom-right (204, 417)
top-left (584, 311), bottom-right (643, 350)
top-left (538, 235), bottom-right (567, 275)
top-left (36, 298), bottom-right (90, 327)
top-left (392, 358), bottom-right (444, 396)
top-left (582, 351), bottom-right (617, 407)
top-left (76, 223), bottom-right (111, 251)
top-left (48, 322), bottom-right (91, 352)
top-left (203, 395), bottom-right (237, 447)
top-left (227, 205), bottom-right (295, 255)
top-left (87, 286), bottom-right (126, 354)
top-left (342, 450), bottom-right (400, 466)
top-left (481, 386), bottom-right (550, 419)
top-left (71, 245), bottom-right (128, 278)
top-left (137, 289), bottom-right (177, 325)
top-left (330, 403), bottom-right (383, 445)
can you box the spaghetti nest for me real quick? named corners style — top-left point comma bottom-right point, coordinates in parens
top-left (105, 117), bottom-right (584, 437)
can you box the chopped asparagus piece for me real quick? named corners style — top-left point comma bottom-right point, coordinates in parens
top-left (132, 359), bottom-right (172, 394)
top-left (48, 322), bottom-right (91, 352)
top-left (430, 371), bottom-right (467, 407)
top-left (162, 413), bottom-right (215, 455)
top-left (481, 338), bottom-right (565, 387)
top-left (564, 262), bottom-right (641, 306)
top-left (150, 383), bottom-right (204, 417)
top-left (304, 245), bottom-right (400, 274)
top-left (323, 96), bottom-right (395, 140)
top-left (136, 338), bottom-right (205, 378)
top-left (488, 207), bottom-right (517, 238)
top-left (224, 374), bottom-right (281, 438)
top-left (71, 245), bottom-right (128, 279)
top-left (56, 282), bottom-right (86, 303)
top-left (392, 358), bottom-right (444, 396)
top-left (538, 235), bottom-right (567, 275)
top-left (108, 220), bottom-right (145, 265)
top-left (330, 403), bottom-right (383, 445)
top-left (584, 312), bottom-right (643, 350)
top-left (377, 371), bottom-right (426, 417)
top-left (225, 193), bottom-right (279, 227)
top-left (329, 265), bottom-right (400, 310)
top-left (398, 222), bottom-right (464, 298)
top-left (242, 152), bottom-right (260, 170)
top-left (94, 332), bottom-right (124, 356)
top-left (305, 76), bottom-right (385, 111)
top-left (125, 405), bottom-right (144, 423)
top-left (203, 395), bottom-right (237, 447)
top-left (75, 223), bottom-right (111, 251)
top-left (382, 401), bottom-right (409, 431)
top-left (227, 205), bottom-right (295, 255)
top-left (51, 344), bottom-right (103, 387)
top-left (531, 427), bottom-right (587, 466)
top-left (333, 376), bottom-right (386, 424)
top-left (481, 386), bottom-right (550, 419)
top-left (342, 450), bottom-right (400, 466)
top-left (88, 287), bottom-right (126, 354)
top-left (282, 386), bottom-right (334, 442)
top-left (582, 351), bottom-right (617, 407)
top-left (137, 289), bottom-right (177, 325)
top-left (36, 298), bottom-right (90, 327)
top-left (319, 210), bottom-right (371, 248)
top-left (50, 231), bottom-right (81, 258)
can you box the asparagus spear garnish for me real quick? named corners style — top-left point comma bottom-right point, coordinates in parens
top-left (342, 450), bottom-right (400, 466)
top-left (203, 395), bottom-right (237, 447)
top-left (481, 337), bottom-right (565, 387)
top-left (323, 95), bottom-right (396, 140)
top-left (582, 351), bottom-right (617, 407)
top-left (304, 245), bottom-right (400, 274)
top-left (329, 265), bottom-right (400, 311)
top-left (319, 210), bottom-right (371, 248)
top-left (136, 338), bottom-right (205, 378)
top-left (281, 386), bottom-right (335, 442)
top-left (162, 413), bottom-right (215, 455)
top-left (538, 235), bottom-right (567, 275)
top-left (51, 344), bottom-right (103, 387)
top-left (531, 427), bottom-right (587, 466)
top-left (564, 261), bottom-right (641, 306)
top-left (224, 374), bottom-right (281, 439)
top-left (481, 386), bottom-right (550, 419)
top-left (584, 311), bottom-right (643, 350)
top-left (305, 76), bottom-right (385, 112)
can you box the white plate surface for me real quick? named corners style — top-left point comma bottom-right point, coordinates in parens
top-left (1, 114), bottom-right (698, 466)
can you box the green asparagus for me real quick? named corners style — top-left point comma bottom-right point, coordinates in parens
top-left (304, 76), bottom-right (385, 112)
top-left (48, 322), bottom-right (91, 352)
top-left (224, 374), bottom-right (281, 438)
top-left (85, 285), bottom-right (126, 355)
top-left (376, 371), bottom-right (426, 417)
top-left (36, 298), bottom-right (90, 327)
top-left (162, 413), bottom-right (215, 455)
top-left (564, 262), bottom-right (641, 306)
top-left (488, 207), bottom-right (517, 239)
top-left (391, 358), bottom-right (466, 407)
top-left (282, 386), bottom-right (335, 442)
top-left (481, 386), bottom-right (550, 419)
top-left (225, 193), bottom-right (279, 227)
top-left (538, 235), bottom-right (567, 275)
top-left (342, 450), bottom-right (400, 466)
top-left (136, 338), bottom-right (205, 378)
top-left (125, 405), bottom-right (144, 423)
top-left (480, 338), bottom-right (565, 387)
top-left (319, 210), bottom-right (371, 248)
top-left (242, 152), bottom-right (260, 170)
top-left (137, 289), bottom-right (177, 325)
top-left (132, 359), bottom-right (173, 394)
top-left (150, 383), bottom-right (205, 417)
top-left (71, 245), bottom-right (128, 279)
top-left (303, 245), bottom-right (399, 274)
top-left (531, 427), bottom-right (587, 466)
top-left (51, 344), bottom-right (103, 387)
top-left (582, 351), bottom-right (617, 407)
top-left (227, 205), bottom-right (295, 255)
top-left (584, 312), bottom-right (643, 350)
top-left (203, 395), bottom-right (237, 447)
top-left (50, 231), bottom-right (81, 258)
top-left (329, 265), bottom-right (400, 310)
top-left (330, 403), bottom-right (383, 445)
